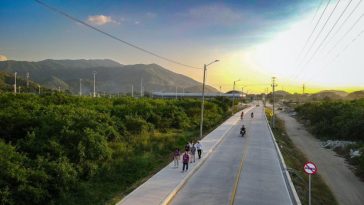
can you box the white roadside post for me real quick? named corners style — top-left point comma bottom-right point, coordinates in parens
top-left (304, 161), bottom-right (318, 205)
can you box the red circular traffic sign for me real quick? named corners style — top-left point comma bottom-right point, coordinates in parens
top-left (304, 162), bottom-right (317, 175)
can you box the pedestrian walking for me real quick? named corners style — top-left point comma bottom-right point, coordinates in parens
top-left (182, 151), bottom-right (189, 172)
top-left (190, 143), bottom-right (196, 163)
top-left (173, 148), bottom-right (180, 168)
top-left (185, 142), bottom-right (190, 152)
top-left (196, 141), bottom-right (202, 159)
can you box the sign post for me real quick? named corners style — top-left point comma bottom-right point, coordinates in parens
top-left (304, 162), bottom-right (317, 205)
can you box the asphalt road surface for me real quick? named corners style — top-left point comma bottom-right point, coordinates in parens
top-left (170, 105), bottom-right (293, 205)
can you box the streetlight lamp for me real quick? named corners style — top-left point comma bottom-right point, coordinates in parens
top-left (232, 79), bottom-right (241, 115)
top-left (200, 59), bottom-right (219, 139)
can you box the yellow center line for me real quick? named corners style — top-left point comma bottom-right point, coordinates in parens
top-left (229, 110), bottom-right (253, 205)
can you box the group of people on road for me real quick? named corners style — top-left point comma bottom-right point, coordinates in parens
top-left (173, 141), bottom-right (203, 172)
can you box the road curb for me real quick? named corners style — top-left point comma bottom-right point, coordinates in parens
top-left (264, 110), bottom-right (302, 205)
top-left (160, 106), bottom-right (255, 205)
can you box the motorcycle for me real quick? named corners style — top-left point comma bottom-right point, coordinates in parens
top-left (240, 128), bottom-right (246, 136)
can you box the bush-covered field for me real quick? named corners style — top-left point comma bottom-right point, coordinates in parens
top-left (0, 93), bottom-right (231, 205)
top-left (295, 99), bottom-right (364, 179)
top-left (265, 108), bottom-right (338, 205)
top-left (295, 99), bottom-right (364, 141)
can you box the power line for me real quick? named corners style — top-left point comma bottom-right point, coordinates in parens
top-left (326, 12), bottom-right (364, 56)
top-left (300, 1), bottom-right (364, 82)
top-left (311, 0), bottom-right (324, 23)
top-left (294, 0), bottom-right (341, 79)
top-left (299, 0), bottom-right (353, 72)
top-left (295, 0), bottom-right (332, 65)
top-left (304, 28), bottom-right (364, 83)
top-left (33, 0), bottom-right (201, 70)
top-left (322, 0), bottom-right (363, 51)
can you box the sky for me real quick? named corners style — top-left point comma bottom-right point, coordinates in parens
top-left (0, 0), bottom-right (363, 93)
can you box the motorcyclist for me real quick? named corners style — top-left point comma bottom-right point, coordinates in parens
top-left (251, 112), bottom-right (254, 118)
top-left (240, 124), bottom-right (246, 136)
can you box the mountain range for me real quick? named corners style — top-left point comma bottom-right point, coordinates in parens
top-left (0, 59), bottom-right (219, 95)
top-left (272, 90), bottom-right (364, 100)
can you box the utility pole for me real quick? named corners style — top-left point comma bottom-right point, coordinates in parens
top-left (132, 84), bottom-right (134, 97)
top-left (175, 86), bottom-right (178, 99)
top-left (14, 72), bottom-right (17, 94)
top-left (26, 72), bottom-right (30, 88)
top-left (79, 78), bottom-right (82, 96)
top-left (220, 85), bottom-right (222, 96)
top-left (271, 77), bottom-right (277, 128)
top-left (303, 84), bottom-right (305, 94)
top-left (93, 71), bottom-right (97, 97)
top-left (140, 78), bottom-right (143, 97)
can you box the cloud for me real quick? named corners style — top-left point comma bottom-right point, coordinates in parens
top-left (0, 55), bottom-right (8, 61)
top-left (145, 12), bottom-right (157, 19)
top-left (87, 15), bottom-right (118, 25)
top-left (180, 4), bottom-right (243, 26)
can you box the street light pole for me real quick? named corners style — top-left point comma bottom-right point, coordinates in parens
top-left (272, 77), bottom-right (277, 128)
top-left (200, 64), bottom-right (207, 139)
top-left (200, 60), bottom-right (219, 139)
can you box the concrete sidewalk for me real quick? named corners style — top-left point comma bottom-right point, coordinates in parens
top-left (116, 106), bottom-right (254, 205)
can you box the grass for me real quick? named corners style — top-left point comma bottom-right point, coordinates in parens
top-left (265, 108), bottom-right (338, 205)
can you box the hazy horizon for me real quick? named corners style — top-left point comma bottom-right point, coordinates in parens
top-left (1, 0), bottom-right (364, 93)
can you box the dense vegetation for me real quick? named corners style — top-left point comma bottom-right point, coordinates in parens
top-left (265, 108), bottom-right (338, 205)
top-left (0, 93), bottom-right (231, 205)
top-left (295, 99), bottom-right (364, 179)
top-left (295, 99), bottom-right (364, 141)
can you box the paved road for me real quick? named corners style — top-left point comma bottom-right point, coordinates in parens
top-left (117, 106), bottom-right (253, 205)
top-left (278, 111), bottom-right (364, 205)
top-left (170, 106), bottom-right (293, 205)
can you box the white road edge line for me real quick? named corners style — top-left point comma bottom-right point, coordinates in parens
top-left (264, 108), bottom-right (302, 205)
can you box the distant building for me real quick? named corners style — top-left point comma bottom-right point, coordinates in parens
top-left (151, 91), bottom-right (245, 99)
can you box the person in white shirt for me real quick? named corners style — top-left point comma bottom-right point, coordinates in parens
top-left (196, 141), bottom-right (202, 159)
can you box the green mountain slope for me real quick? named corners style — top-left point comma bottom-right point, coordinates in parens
top-left (0, 59), bottom-right (219, 94)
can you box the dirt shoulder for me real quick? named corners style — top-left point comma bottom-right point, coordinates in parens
top-left (277, 111), bottom-right (364, 205)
